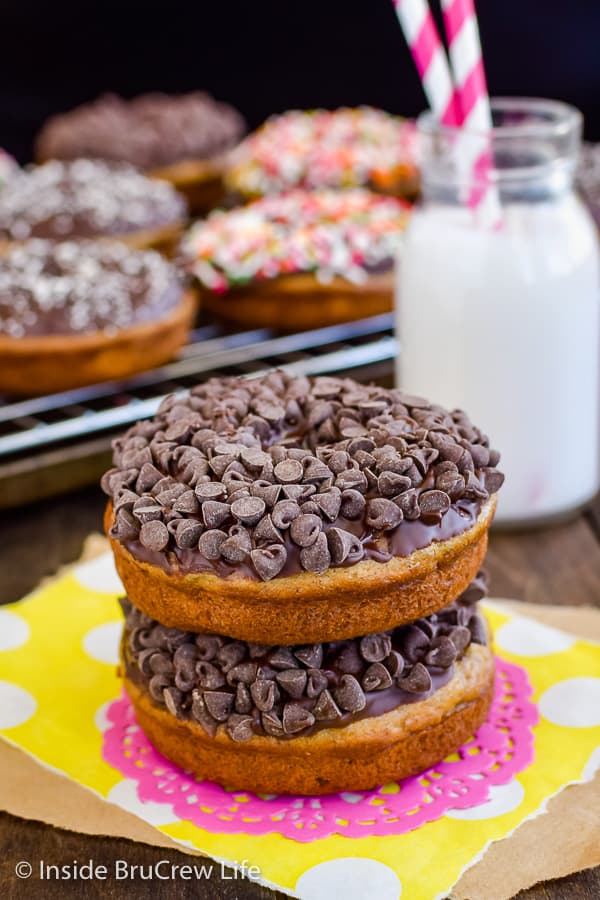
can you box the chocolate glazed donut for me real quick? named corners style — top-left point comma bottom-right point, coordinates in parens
top-left (103, 372), bottom-right (503, 643)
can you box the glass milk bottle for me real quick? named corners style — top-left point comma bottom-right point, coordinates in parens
top-left (397, 98), bottom-right (599, 525)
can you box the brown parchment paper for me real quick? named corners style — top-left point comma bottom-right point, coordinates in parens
top-left (0, 536), bottom-right (599, 900)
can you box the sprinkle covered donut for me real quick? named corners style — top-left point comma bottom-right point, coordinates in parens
top-left (226, 106), bottom-right (419, 200)
top-left (182, 189), bottom-right (410, 329)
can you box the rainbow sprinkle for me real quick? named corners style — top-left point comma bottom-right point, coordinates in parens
top-left (183, 189), bottom-right (410, 292)
top-left (227, 107), bottom-right (418, 197)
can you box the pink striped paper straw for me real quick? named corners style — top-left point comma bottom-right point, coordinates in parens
top-left (392, 0), bottom-right (461, 127)
top-left (441, 0), bottom-right (498, 211)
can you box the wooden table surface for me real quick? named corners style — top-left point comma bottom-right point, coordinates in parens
top-left (0, 484), bottom-right (599, 900)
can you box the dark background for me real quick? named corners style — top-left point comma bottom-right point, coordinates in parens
top-left (0, 0), bottom-right (599, 163)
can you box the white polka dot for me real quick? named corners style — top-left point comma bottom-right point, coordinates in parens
top-left (0, 681), bottom-right (37, 729)
top-left (296, 859), bottom-right (401, 900)
top-left (82, 622), bottom-right (122, 665)
top-left (0, 610), bottom-right (29, 650)
top-left (494, 617), bottom-right (575, 656)
top-left (73, 554), bottom-right (123, 594)
top-left (582, 746), bottom-right (600, 781)
top-left (107, 779), bottom-right (179, 825)
top-left (539, 678), bottom-right (600, 727)
top-left (445, 780), bottom-right (525, 820)
top-left (94, 699), bottom-right (114, 732)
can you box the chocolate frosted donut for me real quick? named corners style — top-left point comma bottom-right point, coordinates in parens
top-left (0, 240), bottom-right (195, 395)
top-left (36, 93), bottom-right (245, 170)
top-left (36, 93), bottom-right (245, 215)
top-left (0, 160), bottom-right (187, 252)
top-left (182, 189), bottom-right (410, 329)
top-left (103, 372), bottom-right (503, 642)
top-left (120, 573), bottom-right (493, 794)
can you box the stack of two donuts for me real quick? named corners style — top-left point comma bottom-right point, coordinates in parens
top-left (103, 372), bottom-right (504, 795)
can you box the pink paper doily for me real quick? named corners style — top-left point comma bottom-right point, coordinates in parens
top-left (102, 657), bottom-right (538, 841)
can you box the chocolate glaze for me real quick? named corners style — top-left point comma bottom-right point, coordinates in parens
top-left (121, 577), bottom-right (488, 741)
top-left (122, 497), bottom-right (481, 578)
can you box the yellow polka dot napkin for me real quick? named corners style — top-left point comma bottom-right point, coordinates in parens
top-left (0, 552), bottom-right (599, 900)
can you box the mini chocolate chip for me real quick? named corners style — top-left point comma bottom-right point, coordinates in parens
top-left (419, 489), bottom-right (451, 519)
top-left (163, 686), bottom-right (183, 717)
top-left (240, 447), bottom-right (270, 472)
top-left (274, 458), bottom-right (304, 484)
top-left (261, 710), bottom-right (284, 736)
top-left (271, 499), bottom-right (300, 529)
top-left (313, 689), bottom-right (342, 721)
top-left (335, 469), bottom-right (368, 492)
top-left (468, 615), bottom-right (487, 645)
top-left (399, 624), bottom-right (429, 663)
top-left (362, 662), bottom-right (393, 692)
top-left (300, 531), bottom-right (331, 574)
top-left (227, 662), bottom-right (258, 685)
top-left (294, 644), bottom-right (324, 668)
top-left (220, 526), bottom-right (251, 563)
top-left (449, 625), bottom-right (472, 654)
top-left (254, 514), bottom-right (284, 546)
top-left (247, 642), bottom-right (270, 659)
top-left (235, 682), bottom-right (253, 714)
top-left (209, 454), bottom-right (236, 478)
top-left (139, 520), bottom-right (169, 551)
top-left (173, 643), bottom-right (197, 666)
top-left (359, 633), bottom-right (392, 663)
top-left (227, 714), bottom-right (255, 742)
top-left (136, 648), bottom-right (159, 676)
top-left (384, 651), bottom-right (405, 678)
top-left (306, 668), bottom-right (329, 698)
top-left (398, 662), bottom-right (432, 694)
top-left (378, 471), bottom-right (412, 497)
top-left (314, 488), bottom-right (342, 521)
top-left (156, 484), bottom-right (188, 507)
top-left (191, 690), bottom-right (217, 737)
top-left (195, 482), bottom-right (227, 502)
top-left (269, 647), bottom-right (300, 670)
top-left (149, 674), bottom-right (170, 703)
top-left (429, 433), bottom-right (464, 463)
top-left (217, 642), bottom-right (246, 672)
top-left (115, 508), bottom-right (140, 540)
top-left (114, 489), bottom-right (139, 513)
top-left (276, 668), bottom-right (307, 699)
top-left (196, 660), bottom-right (226, 689)
top-left (227, 495), bottom-right (264, 526)
top-left (366, 497), bottom-right (403, 531)
top-left (394, 488), bottom-right (421, 520)
top-left (327, 527), bottom-right (363, 564)
top-left (336, 643), bottom-right (364, 675)
top-left (303, 458), bottom-right (334, 483)
top-left (334, 674), bottom-right (366, 712)
top-left (483, 468), bottom-right (505, 494)
top-left (204, 690), bottom-right (234, 721)
top-left (198, 528), bottom-right (227, 559)
top-left (174, 660), bottom-right (197, 692)
top-left (172, 490), bottom-right (200, 515)
top-left (195, 634), bottom-right (222, 660)
top-left (327, 450), bottom-right (350, 474)
top-left (196, 490), bottom-right (223, 522)
top-left (290, 514), bottom-right (322, 547)
top-left (135, 463), bottom-right (163, 494)
top-left (251, 481), bottom-right (282, 508)
top-left (250, 679), bottom-right (277, 712)
top-left (425, 636), bottom-right (457, 668)
top-left (282, 483), bottom-right (316, 503)
top-left (283, 702), bottom-right (315, 734)
top-left (340, 489), bottom-right (366, 519)
top-left (250, 544), bottom-right (287, 581)
top-left (174, 520), bottom-right (203, 550)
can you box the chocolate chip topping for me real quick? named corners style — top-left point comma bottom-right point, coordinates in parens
top-left (103, 373), bottom-right (503, 582)
top-left (0, 239), bottom-right (182, 338)
top-left (0, 159), bottom-right (186, 242)
top-left (36, 92), bottom-right (245, 171)
top-left (122, 572), bottom-right (488, 741)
